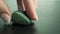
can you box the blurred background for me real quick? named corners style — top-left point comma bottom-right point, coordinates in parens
top-left (0, 0), bottom-right (60, 34)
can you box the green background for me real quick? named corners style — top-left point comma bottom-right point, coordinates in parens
top-left (0, 0), bottom-right (60, 34)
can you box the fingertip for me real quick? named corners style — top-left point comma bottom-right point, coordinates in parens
top-left (0, 13), bottom-right (11, 25)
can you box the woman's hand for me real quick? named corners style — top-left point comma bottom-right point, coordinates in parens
top-left (17, 0), bottom-right (38, 20)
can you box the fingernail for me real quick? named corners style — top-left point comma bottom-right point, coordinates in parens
top-left (36, 17), bottom-right (38, 20)
top-left (1, 13), bottom-right (11, 25)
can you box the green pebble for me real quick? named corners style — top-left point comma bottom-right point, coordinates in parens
top-left (12, 10), bottom-right (31, 25)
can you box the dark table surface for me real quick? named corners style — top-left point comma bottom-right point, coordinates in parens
top-left (0, 21), bottom-right (60, 34)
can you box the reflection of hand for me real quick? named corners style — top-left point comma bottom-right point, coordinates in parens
top-left (17, 0), bottom-right (38, 20)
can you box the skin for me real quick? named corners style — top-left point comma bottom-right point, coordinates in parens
top-left (0, 0), bottom-right (11, 16)
top-left (17, 0), bottom-right (23, 10)
top-left (33, 0), bottom-right (38, 10)
top-left (0, 0), bottom-right (11, 23)
top-left (0, 0), bottom-right (38, 23)
top-left (17, 0), bottom-right (38, 20)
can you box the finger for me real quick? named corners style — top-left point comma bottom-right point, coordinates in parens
top-left (23, 0), bottom-right (38, 20)
top-left (0, 0), bottom-right (11, 16)
top-left (33, 0), bottom-right (38, 10)
top-left (17, 0), bottom-right (23, 10)
top-left (0, 0), bottom-right (11, 25)
top-left (0, 13), bottom-right (11, 25)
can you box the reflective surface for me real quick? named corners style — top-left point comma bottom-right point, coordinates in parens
top-left (0, 22), bottom-right (60, 34)
top-left (0, 23), bottom-right (37, 34)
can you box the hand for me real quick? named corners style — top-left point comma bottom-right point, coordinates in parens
top-left (17, 0), bottom-right (38, 20)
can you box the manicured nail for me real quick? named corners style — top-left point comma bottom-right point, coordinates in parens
top-left (36, 16), bottom-right (38, 20)
top-left (1, 13), bottom-right (11, 25)
top-left (35, 13), bottom-right (38, 20)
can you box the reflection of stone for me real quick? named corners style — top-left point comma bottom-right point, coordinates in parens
top-left (0, 24), bottom-right (36, 34)
top-left (0, 25), bottom-right (13, 34)
top-left (12, 24), bottom-right (36, 34)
